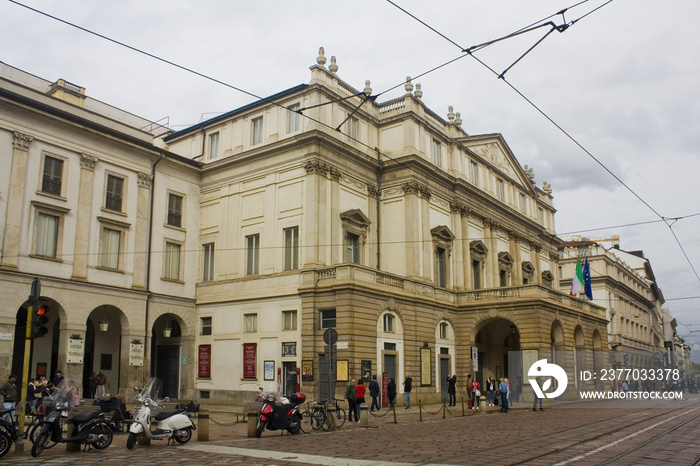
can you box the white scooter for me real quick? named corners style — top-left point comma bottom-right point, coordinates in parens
top-left (126, 377), bottom-right (196, 449)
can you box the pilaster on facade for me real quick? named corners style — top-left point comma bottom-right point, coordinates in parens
top-left (2, 131), bottom-right (33, 269)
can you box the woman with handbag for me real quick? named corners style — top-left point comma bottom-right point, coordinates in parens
top-left (469, 378), bottom-right (480, 410)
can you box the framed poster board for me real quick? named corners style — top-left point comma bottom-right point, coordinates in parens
top-left (243, 343), bottom-right (257, 379)
top-left (336, 360), bottom-right (348, 381)
top-left (302, 360), bottom-right (313, 382)
top-left (198, 345), bottom-right (211, 378)
top-left (264, 360), bottom-right (275, 381)
top-left (420, 346), bottom-right (431, 386)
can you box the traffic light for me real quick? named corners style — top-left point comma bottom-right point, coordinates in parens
top-left (32, 304), bottom-right (49, 338)
top-left (612, 361), bottom-right (618, 369)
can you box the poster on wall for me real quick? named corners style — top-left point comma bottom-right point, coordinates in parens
top-left (302, 359), bottom-right (313, 381)
top-left (243, 343), bottom-right (257, 379)
top-left (264, 361), bottom-right (275, 380)
top-left (336, 360), bottom-right (348, 381)
top-left (198, 345), bottom-right (211, 378)
top-left (420, 346), bottom-right (431, 386)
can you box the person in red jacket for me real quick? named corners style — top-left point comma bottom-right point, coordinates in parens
top-left (354, 379), bottom-right (366, 422)
top-left (469, 377), bottom-right (480, 410)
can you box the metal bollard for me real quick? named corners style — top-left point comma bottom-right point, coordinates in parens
top-left (247, 409), bottom-right (259, 437)
top-left (197, 409), bottom-right (209, 441)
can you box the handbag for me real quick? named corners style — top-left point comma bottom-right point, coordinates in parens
top-left (475, 389), bottom-right (481, 397)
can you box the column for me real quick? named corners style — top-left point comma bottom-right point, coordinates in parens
top-left (420, 186), bottom-right (432, 282)
top-left (132, 172), bottom-right (152, 289)
top-left (461, 209), bottom-right (472, 289)
top-left (531, 243), bottom-right (542, 285)
top-left (509, 232), bottom-right (521, 285)
top-left (72, 154), bottom-right (98, 280)
top-left (402, 182), bottom-right (422, 279)
top-left (329, 167), bottom-right (342, 265)
top-left (450, 203), bottom-right (464, 290)
top-left (1, 132), bottom-right (33, 269)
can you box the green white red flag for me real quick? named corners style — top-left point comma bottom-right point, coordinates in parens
top-left (570, 258), bottom-right (584, 296)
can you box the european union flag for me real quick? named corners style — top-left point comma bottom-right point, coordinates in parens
top-left (583, 257), bottom-right (593, 300)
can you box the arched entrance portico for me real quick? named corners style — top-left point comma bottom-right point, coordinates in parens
top-left (151, 313), bottom-right (184, 398)
top-left (473, 317), bottom-right (520, 398)
top-left (83, 305), bottom-right (124, 398)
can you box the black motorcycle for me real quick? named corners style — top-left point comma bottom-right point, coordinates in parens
top-left (0, 406), bottom-right (21, 458)
top-left (255, 391), bottom-right (305, 437)
top-left (31, 381), bottom-right (113, 457)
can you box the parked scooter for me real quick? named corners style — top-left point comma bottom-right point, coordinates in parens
top-left (126, 377), bottom-right (195, 449)
top-left (31, 381), bottom-right (113, 457)
top-left (0, 406), bottom-right (21, 458)
top-left (255, 388), bottom-right (304, 437)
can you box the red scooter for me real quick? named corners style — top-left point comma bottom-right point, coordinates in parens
top-left (255, 390), bottom-right (305, 437)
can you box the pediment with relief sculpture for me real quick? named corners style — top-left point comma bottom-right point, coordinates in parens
top-left (458, 133), bottom-right (534, 191)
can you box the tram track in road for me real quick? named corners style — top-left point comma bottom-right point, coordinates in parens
top-left (505, 399), bottom-right (700, 466)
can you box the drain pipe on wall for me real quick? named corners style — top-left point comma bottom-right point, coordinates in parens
top-left (144, 152), bottom-right (165, 380)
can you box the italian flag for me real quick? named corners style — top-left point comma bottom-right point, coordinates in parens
top-left (570, 258), bottom-right (584, 296)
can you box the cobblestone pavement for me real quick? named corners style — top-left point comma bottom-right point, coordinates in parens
top-left (3, 395), bottom-right (700, 465)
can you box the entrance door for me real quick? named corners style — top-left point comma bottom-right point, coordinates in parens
top-left (156, 345), bottom-right (180, 398)
top-left (318, 353), bottom-right (336, 401)
top-left (283, 362), bottom-right (297, 395)
top-left (383, 354), bottom-right (396, 380)
top-left (440, 358), bottom-right (449, 403)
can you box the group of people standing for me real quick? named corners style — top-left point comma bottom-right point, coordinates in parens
top-left (445, 374), bottom-right (513, 413)
top-left (0, 369), bottom-right (82, 422)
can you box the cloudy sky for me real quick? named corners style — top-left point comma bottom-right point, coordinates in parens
top-left (2, 0), bottom-right (700, 360)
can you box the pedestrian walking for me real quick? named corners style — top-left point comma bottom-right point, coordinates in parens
top-left (387, 378), bottom-right (397, 409)
top-left (354, 379), bottom-right (366, 422)
top-left (369, 375), bottom-right (380, 412)
top-left (487, 377), bottom-right (496, 406)
top-left (469, 377), bottom-right (480, 410)
top-left (403, 376), bottom-right (412, 409)
top-left (345, 379), bottom-right (357, 422)
top-left (96, 370), bottom-right (107, 399)
top-left (533, 376), bottom-right (543, 411)
top-left (27, 378), bottom-right (38, 414)
top-left (89, 371), bottom-right (98, 398)
top-left (499, 378), bottom-right (510, 413)
top-left (0, 374), bottom-right (19, 422)
top-left (447, 374), bottom-right (457, 406)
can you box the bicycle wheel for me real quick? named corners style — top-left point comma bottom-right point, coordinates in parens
top-left (311, 409), bottom-right (323, 430)
top-left (334, 407), bottom-right (346, 428)
top-left (299, 410), bottom-right (312, 434)
top-left (321, 410), bottom-right (335, 431)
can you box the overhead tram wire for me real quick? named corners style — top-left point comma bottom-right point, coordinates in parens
top-left (387, 0), bottom-right (700, 285)
top-left (14, 0), bottom-right (686, 281)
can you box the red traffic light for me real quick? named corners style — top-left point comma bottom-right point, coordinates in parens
top-left (37, 305), bottom-right (47, 316)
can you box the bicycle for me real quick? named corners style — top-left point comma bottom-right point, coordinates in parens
top-left (331, 399), bottom-right (346, 428)
top-left (307, 400), bottom-right (334, 431)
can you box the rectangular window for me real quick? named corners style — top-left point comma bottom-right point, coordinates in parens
top-left (440, 323), bottom-right (448, 340)
top-left (470, 161), bottom-right (479, 186)
top-left (500, 269), bottom-right (507, 287)
top-left (244, 313), bottom-right (258, 333)
top-left (347, 116), bottom-right (358, 142)
top-left (436, 247), bottom-right (447, 287)
top-left (432, 138), bottom-right (441, 166)
top-left (538, 207), bottom-right (545, 225)
top-left (246, 234), bottom-right (259, 275)
top-left (201, 317), bottom-right (212, 336)
top-left (346, 233), bottom-right (360, 264)
top-left (284, 227), bottom-right (299, 271)
top-left (42, 155), bottom-right (63, 196)
top-left (100, 227), bottom-right (121, 269)
top-left (251, 116), bottom-right (263, 145)
top-left (519, 193), bottom-right (527, 215)
top-left (35, 213), bottom-right (59, 258)
top-left (202, 243), bottom-right (214, 281)
top-left (497, 179), bottom-right (505, 201)
top-left (472, 260), bottom-right (481, 290)
top-left (383, 314), bottom-right (394, 333)
top-left (320, 309), bottom-right (336, 329)
top-left (105, 175), bottom-right (124, 212)
top-left (282, 310), bottom-right (297, 331)
top-left (208, 132), bottom-right (219, 160)
top-left (167, 193), bottom-right (183, 228)
top-left (164, 242), bottom-right (181, 280)
top-left (287, 104), bottom-right (300, 133)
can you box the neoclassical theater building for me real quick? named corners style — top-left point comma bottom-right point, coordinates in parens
top-left (0, 50), bottom-right (607, 404)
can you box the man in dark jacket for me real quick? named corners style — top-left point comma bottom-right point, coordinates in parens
top-left (1, 374), bottom-right (19, 421)
top-left (369, 375), bottom-right (380, 412)
top-left (345, 379), bottom-right (357, 422)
